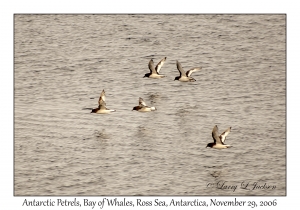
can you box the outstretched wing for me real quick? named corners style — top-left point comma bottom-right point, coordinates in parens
top-left (99, 103), bottom-right (107, 110)
top-left (98, 98), bottom-right (106, 106)
top-left (186, 67), bottom-right (201, 77)
top-left (219, 127), bottom-right (231, 143)
top-left (148, 59), bottom-right (158, 74)
top-left (212, 125), bottom-right (222, 145)
top-left (139, 97), bottom-right (147, 107)
top-left (98, 89), bottom-right (106, 106)
top-left (176, 60), bottom-right (186, 77)
top-left (155, 57), bottom-right (167, 74)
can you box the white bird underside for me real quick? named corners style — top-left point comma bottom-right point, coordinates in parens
top-left (137, 106), bottom-right (156, 112)
top-left (211, 144), bottom-right (231, 149)
top-left (93, 106), bottom-right (116, 114)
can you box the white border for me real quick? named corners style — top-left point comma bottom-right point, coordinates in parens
top-left (2, 0), bottom-right (297, 209)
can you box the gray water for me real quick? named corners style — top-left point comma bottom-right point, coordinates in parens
top-left (14, 14), bottom-right (286, 196)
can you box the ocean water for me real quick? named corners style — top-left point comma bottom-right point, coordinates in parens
top-left (14, 14), bottom-right (286, 196)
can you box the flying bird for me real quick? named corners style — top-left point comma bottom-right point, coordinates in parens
top-left (91, 89), bottom-right (116, 114)
top-left (206, 125), bottom-right (232, 149)
top-left (132, 97), bottom-right (157, 112)
top-left (174, 60), bottom-right (201, 82)
top-left (144, 57), bottom-right (167, 78)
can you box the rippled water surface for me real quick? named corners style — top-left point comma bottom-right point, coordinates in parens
top-left (14, 14), bottom-right (286, 196)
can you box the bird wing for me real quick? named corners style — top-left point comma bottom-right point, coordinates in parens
top-left (99, 103), bottom-right (107, 110)
top-left (155, 57), bottom-right (166, 74)
top-left (186, 67), bottom-right (201, 77)
top-left (176, 60), bottom-right (186, 77)
top-left (98, 98), bottom-right (106, 106)
top-left (139, 97), bottom-right (147, 107)
top-left (148, 59), bottom-right (158, 74)
top-left (98, 89), bottom-right (106, 106)
top-left (219, 127), bottom-right (231, 144)
top-left (212, 125), bottom-right (222, 145)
